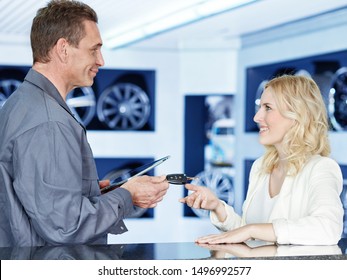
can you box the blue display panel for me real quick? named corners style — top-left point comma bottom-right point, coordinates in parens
top-left (184, 94), bottom-right (235, 217)
top-left (0, 66), bottom-right (156, 131)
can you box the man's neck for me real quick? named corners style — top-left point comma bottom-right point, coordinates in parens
top-left (32, 62), bottom-right (71, 100)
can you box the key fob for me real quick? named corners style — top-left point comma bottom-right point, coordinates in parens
top-left (166, 174), bottom-right (188, 185)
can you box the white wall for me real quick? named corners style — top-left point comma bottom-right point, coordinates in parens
top-left (180, 49), bottom-right (237, 94)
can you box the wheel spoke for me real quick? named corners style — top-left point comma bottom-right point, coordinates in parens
top-left (66, 95), bottom-right (95, 108)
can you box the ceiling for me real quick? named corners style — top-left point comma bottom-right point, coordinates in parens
top-left (0, 0), bottom-right (347, 51)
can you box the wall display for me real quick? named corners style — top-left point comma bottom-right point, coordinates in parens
top-left (184, 94), bottom-right (235, 217)
top-left (0, 65), bottom-right (155, 131)
top-left (95, 157), bottom-right (155, 218)
top-left (245, 50), bottom-right (347, 132)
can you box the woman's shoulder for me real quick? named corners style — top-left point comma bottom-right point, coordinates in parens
top-left (253, 155), bottom-right (265, 167)
top-left (304, 155), bottom-right (341, 175)
top-left (249, 156), bottom-right (266, 175)
top-left (307, 155), bottom-right (339, 167)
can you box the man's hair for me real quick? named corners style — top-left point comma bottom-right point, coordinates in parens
top-left (261, 74), bottom-right (330, 175)
top-left (31, 0), bottom-right (98, 63)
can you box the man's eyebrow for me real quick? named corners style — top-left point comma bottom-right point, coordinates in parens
top-left (92, 43), bottom-right (103, 48)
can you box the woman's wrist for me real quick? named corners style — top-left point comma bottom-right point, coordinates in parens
top-left (214, 201), bottom-right (227, 223)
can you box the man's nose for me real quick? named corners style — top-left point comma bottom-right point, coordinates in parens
top-left (96, 50), bottom-right (104, 67)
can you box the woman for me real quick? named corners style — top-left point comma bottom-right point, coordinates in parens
top-left (180, 75), bottom-right (344, 245)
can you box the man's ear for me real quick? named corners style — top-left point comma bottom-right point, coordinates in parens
top-left (55, 38), bottom-right (69, 63)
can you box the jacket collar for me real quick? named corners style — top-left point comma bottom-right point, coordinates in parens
top-left (24, 68), bottom-right (87, 133)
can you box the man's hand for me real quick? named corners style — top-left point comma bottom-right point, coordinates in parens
top-left (121, 175), bottom-right (169, 208)
top-left (99, 179), bottom-right (110, 189)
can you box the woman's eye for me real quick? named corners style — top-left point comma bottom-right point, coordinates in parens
top-left (265, 105), bottom-right (271, 111)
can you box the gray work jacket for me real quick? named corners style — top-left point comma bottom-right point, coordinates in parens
top-left (0, 69), bottom-right (132, 247)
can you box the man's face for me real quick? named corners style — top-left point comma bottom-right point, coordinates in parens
top-left (66, 20), bottom-right (104, 88)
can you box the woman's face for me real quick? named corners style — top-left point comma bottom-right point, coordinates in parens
top-left (253, 87), bottom-right (293, 150)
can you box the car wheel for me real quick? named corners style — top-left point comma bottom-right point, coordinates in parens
top-left (96, 83), bottom-right (151, 130)
top-left (329, 67), bottom-right (347, 131)
top-left (66, 87), bottom-right (96, 127)
top-left (0, 79), bottom-right (21, 108)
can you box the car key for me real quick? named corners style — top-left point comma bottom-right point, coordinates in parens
top-left (166, 173), bottom-right (197, 185)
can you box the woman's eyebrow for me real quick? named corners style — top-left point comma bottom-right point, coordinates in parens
top-left (261, 102), bottom-right (272, 106)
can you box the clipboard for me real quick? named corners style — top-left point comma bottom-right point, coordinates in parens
top-left (100, 155), bottom-right (170, 193)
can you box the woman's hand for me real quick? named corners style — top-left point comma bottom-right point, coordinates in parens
top-left (196, 224), bottom-right (277, 244)
top-left (196, 225), bottom-right (254, 244)
top-left (179, 184), bottom-right (227, 222)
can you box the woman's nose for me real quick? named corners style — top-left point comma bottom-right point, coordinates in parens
top-left (253, 108), bottom-right (262, 124)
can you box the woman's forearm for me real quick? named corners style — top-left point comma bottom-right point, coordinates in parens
top-left (248, 223), bottom-right (277, 242)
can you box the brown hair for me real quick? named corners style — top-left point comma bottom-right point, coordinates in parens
top-left (31, 0), bottom-right (98, 63)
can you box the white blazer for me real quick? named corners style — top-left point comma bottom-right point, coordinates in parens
top-left (211, 155), bottom-right (344, 245)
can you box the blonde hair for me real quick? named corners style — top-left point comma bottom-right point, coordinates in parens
top-left (261, 75), bottom-right (330, 175)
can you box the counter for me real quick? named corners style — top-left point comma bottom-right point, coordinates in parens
top-left (1, 238), bottom-right (346, 260)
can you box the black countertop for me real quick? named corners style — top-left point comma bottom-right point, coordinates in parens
top-left (1, 238), bottom-right (346, 260)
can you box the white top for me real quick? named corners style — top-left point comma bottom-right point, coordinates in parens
top-left (246, 175), bottom-right (278, 224)
top-left (210, 155), bottom-right (344, 245)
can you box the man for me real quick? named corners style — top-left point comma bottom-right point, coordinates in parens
top-left (0, 0), bottom-right (169, 247)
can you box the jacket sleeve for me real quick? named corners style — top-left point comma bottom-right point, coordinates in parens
top-left (210, 200), bottom-right (242, 231)
top-left (13, 121), bottom-right (133, 245)
top-left (272, 158), bottom-right (344, 245)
